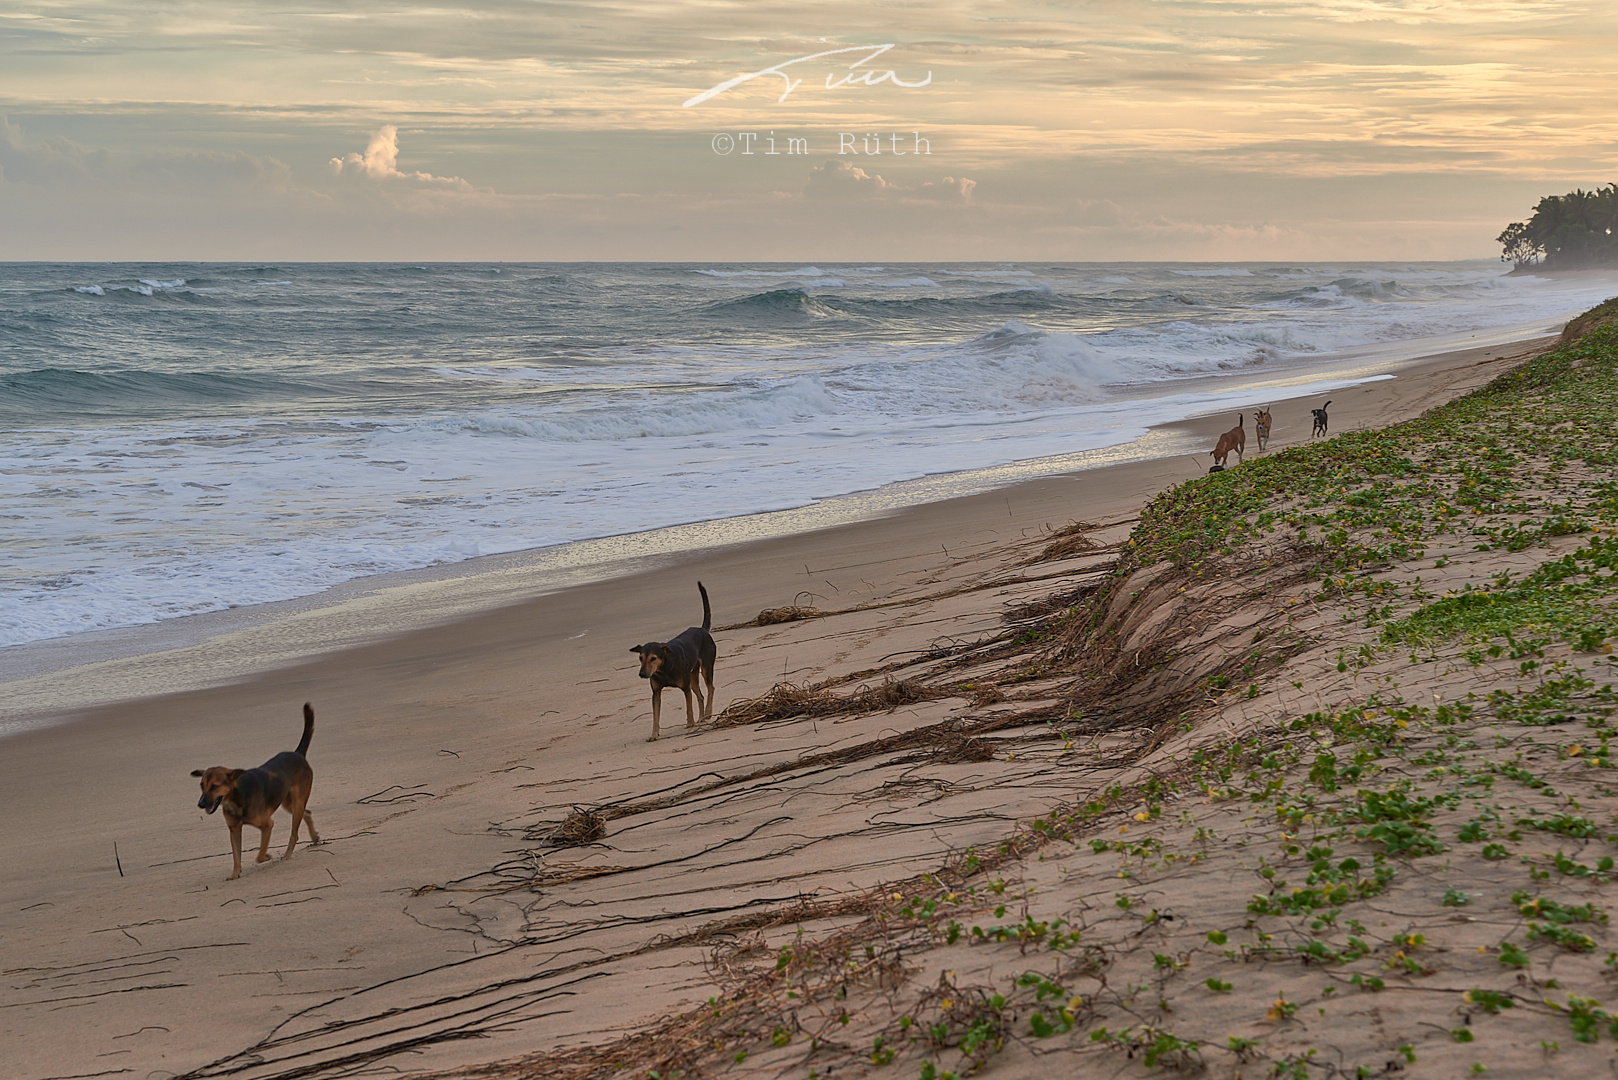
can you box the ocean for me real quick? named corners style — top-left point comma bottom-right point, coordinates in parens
top-left (2, 260), bottom-right (1614, 654)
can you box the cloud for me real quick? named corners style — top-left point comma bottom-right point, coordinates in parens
top-left (329, 125), bottom-right (468, 188)
top-left (804, 159), bottom-right (893, 197)
top-left (804, 159), bottom-right (975, 202)
top-left (916, 175), bottom-right (977, 201)
top-left (0, 115), bottom-right (293, 192)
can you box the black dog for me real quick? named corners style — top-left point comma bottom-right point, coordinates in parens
top-left (629, 582), bottom-right (716, 741)
top-left (192, 703), bottom-right (320, 880)
top-left (1311, 400), bottom-right (1332, 438)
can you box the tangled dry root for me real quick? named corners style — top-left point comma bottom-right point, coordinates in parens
top-left (715, 678), bottom-right (941, 727)
top-left (546, 807), bottom-right (606, 847)
top-left (752, 605), bottom-right (827, 626)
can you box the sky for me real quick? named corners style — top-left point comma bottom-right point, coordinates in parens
top-left (1, 0), bottom-right (1615, 262)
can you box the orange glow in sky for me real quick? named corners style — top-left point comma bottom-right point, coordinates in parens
top-left (1, 1), bottom-right (1614, 260)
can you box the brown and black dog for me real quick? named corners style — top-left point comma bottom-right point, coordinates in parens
top-left (192, 703), bottom-right (321, 880)
top-left (630, 582), bottom-right (716, 741)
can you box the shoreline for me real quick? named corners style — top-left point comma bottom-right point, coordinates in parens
top-left (0, 326), bottom-right (1582, 1080)
top-left (0, 331), bottom-right (1555, 732)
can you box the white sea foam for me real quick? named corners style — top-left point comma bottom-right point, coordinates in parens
top-left (0, 369), bottom-right (1390, 648)
top-left (7, 260), bottom-right (1618, 651)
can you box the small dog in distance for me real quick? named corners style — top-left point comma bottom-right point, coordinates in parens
top-left (1311, 400), bottom-right (1333, 438)
top-left (1209, 414), bottom-right (1246, 472)
top-left (1253, 407), bottom-right (1272, 452)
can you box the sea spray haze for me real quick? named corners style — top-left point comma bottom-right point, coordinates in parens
top-left (1, 261), bottom-right (1612, 648)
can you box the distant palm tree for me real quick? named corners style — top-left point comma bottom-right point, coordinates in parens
top-left (1498, 184), bottom-right (1618, 269)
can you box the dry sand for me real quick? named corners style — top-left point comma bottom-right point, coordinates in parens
top-left (0, 337), bottom-right (1569, 1079)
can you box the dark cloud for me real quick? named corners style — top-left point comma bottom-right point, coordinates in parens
top-left (0, 116), bottom-right (293, 192)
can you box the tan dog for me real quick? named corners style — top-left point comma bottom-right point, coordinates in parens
top-left (1253, 408), bottom-right (1272, 452)
top-left (1209, 414), bottom-right (1246, 471)
top-left (192, 703), bottom-right (320, 880)
top-left (630, 582), bottom-right (716, 741)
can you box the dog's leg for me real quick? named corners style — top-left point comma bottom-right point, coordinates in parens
top-left (683, 685), bottom-right (696, 728)
top-left (702, 660), bottom-right (715, 720)
top-left (256, 821), bottom-right (274, 864)
top-left (692, 679), bottom-right (706, 721)
top-left (649, 687), bottom-right (662, 741)
top-left (284, 776), bottom-right (319, 854)
top-left (284, 800), bottom-right (304, 860)
top-left (227, 820), bottom-right (244, 881)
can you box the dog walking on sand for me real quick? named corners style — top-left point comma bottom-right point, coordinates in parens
top-left (1311, 400), bottom-right (1332, 438)
top-left (192, 703), bottom-right (321, 880)
top-left (630, 582), bottom-right (717, 741)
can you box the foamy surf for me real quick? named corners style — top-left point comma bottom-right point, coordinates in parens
top-left (4, 260), bottom-right (1616, 651)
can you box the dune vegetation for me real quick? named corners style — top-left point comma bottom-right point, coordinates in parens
top-left (396, 301), bottom-right (1618, 1080)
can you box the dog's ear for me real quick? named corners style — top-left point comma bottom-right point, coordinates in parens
top-left (226, 769), bottom-right (246, 781)
top-left (191, 769), bottom-right (205, 777)
top-left (630, 645), bottom-right (643, 654)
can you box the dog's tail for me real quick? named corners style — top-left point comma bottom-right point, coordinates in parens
top-left (1322, 400), bottom-right (1332, 410)
top-left (698, 581), bottom-right (711, 632)
top-left (296, 702), bottom-right (315, 757)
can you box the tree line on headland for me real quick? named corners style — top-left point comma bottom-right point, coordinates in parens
top-left (1498, 183), bottom-right (1618, 269)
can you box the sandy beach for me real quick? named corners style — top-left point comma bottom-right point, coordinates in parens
top-left (2, 329), bottom-right (1601, 1080)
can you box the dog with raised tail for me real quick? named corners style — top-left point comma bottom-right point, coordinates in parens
top-left (630, 582), bottom-right (717, 741)
top-left (1209, 414), bottom-right (1246, 472)
top-left (192, 703), bottom-right (321, 881)
top-left (1311, 400), bottom-right (1332, 438)
top-left (1253, 407), bottom-right (1272, 453)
